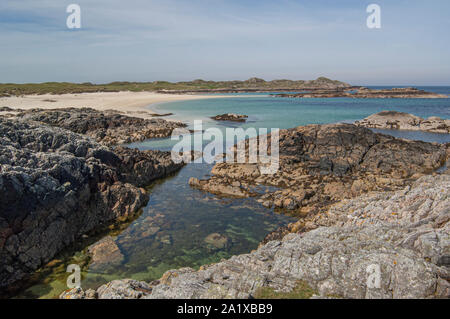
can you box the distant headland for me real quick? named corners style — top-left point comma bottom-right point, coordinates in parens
top-left (0, 77), bottom-right (351, 96)
top-left (1, 78), bottom-right (447, 101)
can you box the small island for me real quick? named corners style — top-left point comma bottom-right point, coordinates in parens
top-left (273, 87), bottom-right (448, 99)
top-left (211, 113), bottom-right (248, 122)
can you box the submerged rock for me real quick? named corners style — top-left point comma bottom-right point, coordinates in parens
top-left (87, 236), bottom-right (124, 273)
top-left (355, 111), bottom-right (450, 134)
top-left (159, 234), bottom-right (172, 245)
top-left (141, 226), bottom-right (160, 238)
top-left (189, 177), bottom-right (249, 198)
top-left (61, 174), bottom-right (450, 299)
top-left (204, 233), bottom-right (230, 250)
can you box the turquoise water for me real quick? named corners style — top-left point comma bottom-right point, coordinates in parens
top-left (18, 89), bottom-right (450, 298)
top-left (154, 96), bottom-right (450, 129)
top-left (149, 87), bottom-right (450, 148)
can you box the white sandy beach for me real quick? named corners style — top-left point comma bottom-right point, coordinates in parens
top-left (0, 91), bottom-right (229, 118)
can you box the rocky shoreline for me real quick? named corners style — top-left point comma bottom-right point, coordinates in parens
top-left (60, 122), bottom-right (450, 299)
top-left (0, 107), bottom-right (186, 145)
top-left (1, 105), bottom-right (449, 299)
top-left (189, 123), bottom-right (447, 217)
top-left (355, 111), bottom-right (450, 134)
top-left (61, 173), bottom-right (450, 299)
top-left (273, 87), bottom-right (448, 99)
top-left (0, 111), bottom-right (185, 293)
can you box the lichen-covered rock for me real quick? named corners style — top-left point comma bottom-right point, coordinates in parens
top-left (60, 288), bottom-right (97, 299)
top-left (61, 174), bottom-right (449, 299)
top-left (355, 111), bottom-right (450, 133)
top-left (0, 117), bottom-right (184, 291)
top-left (97, 279), bottom-right (153, 299)
top-left (60, 280), bottom-right (153, 299)
top-left (114, 146), bottom-right (184, 186)
top-left (191, 124), bottom-right (447, 219)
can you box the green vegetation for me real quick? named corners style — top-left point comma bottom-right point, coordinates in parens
top-left (0, 77), bottom-right (350, 96)
top-left (253, 280), bottom-right (317, 299)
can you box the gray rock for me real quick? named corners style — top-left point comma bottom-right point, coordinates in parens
top-left (13, 107), bottom-right (186, 145)
top-left (0, 117), bottom-right (184, 291)
top-left (355, 111), bottom-right (450, 133)
top-left (191, 123), bottom-right (447, 222)
top-left (60, 288), bottom-right (97, 299)
top-left (61, 174), bottom-right (450, 299)
top-left (211, 113), bottom-right (248, 122)
top-left (97, 279), bottom-right (153, 299)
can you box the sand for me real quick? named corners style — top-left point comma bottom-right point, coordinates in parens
top-left (0, 91), bottom-right (229, 119)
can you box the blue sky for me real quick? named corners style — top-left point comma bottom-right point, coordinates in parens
top-left (0, 0), bottom-right (449, 85)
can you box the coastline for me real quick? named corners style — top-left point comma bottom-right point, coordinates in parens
top-left (60, 123), bottom-right (450, 299)
top-left (1, 94), bottom-right (448, 298)
top-left (0, 109), bottom-right (189, 296)
top-left (0, 91), bottom-right (232, 119)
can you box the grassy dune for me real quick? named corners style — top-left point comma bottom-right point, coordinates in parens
top-left (0, 77), bottom-right (350, 97)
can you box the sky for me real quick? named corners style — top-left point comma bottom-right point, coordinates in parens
top-left (0, 0), bottom-right (449, 85)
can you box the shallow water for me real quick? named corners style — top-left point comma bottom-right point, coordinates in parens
top-left (18, 161), bottom-right (295, 299)
top-left (16, 89), bottom-right (450, 298)
top-left (153, 94), bottom-right (450, 130)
